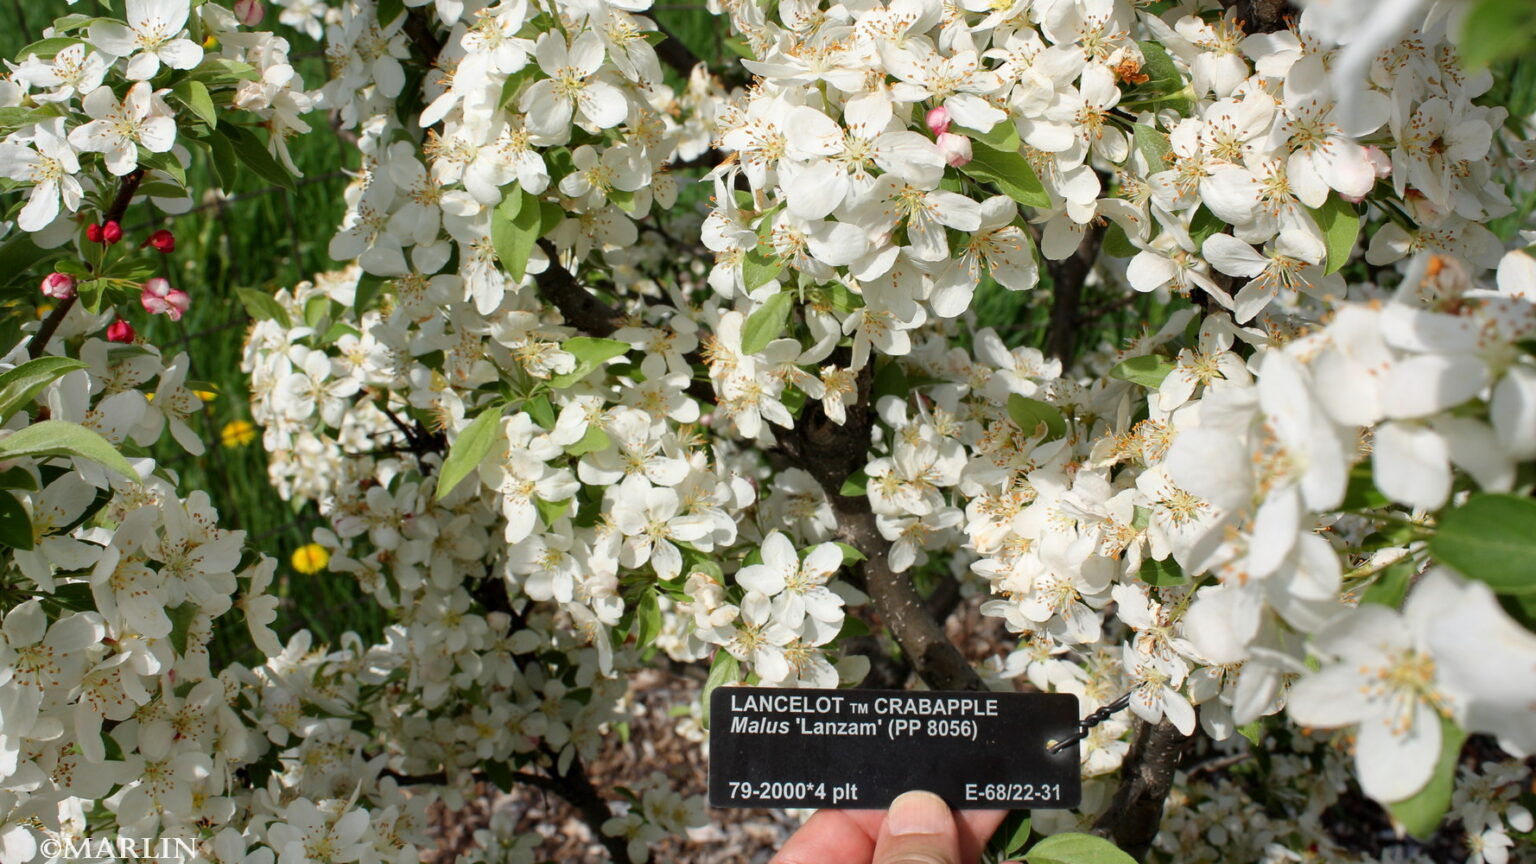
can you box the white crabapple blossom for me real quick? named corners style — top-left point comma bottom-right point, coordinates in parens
top-left (68, 83), bottom-right (177, 176)
top-left (5, 0), bottom-right (1536, 861)
top-left (88, 0), bottom-right (206, 81)
top-left (0, 119), bottom-right (83, 232)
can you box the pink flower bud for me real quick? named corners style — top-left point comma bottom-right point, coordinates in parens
top-left (106, 319), bottom-right (135, 343)
top-left (1365, 145), bottom-right (1391, 179)
top-left (926, 106), bottom-right (951, 136)
top-left (145, 229), bottom-right (176, 253)
top-left (100, 221), bottom-right (123, 245)
top-left (141, 278), bottom-right (191, 321)
top-left (40, 272), bottom-right (76, 300)
top-left (234, 0), bottom-right (265, 26)
top-left (937, 132), bottom-right (973, 167)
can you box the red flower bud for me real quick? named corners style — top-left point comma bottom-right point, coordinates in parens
top-left (86, 223), bottom-right (103, 243)
top-left (145, 229), bottom-right (176, 253)
top-left (106, 319), bottom-right (135, 343)
top-left (101, 221), bottom-right (123, 245)
top-left (40, 272), bottom-right (76, 300)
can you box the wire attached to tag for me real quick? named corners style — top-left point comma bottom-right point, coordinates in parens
top-left (1047, 692), bottom-right (1133, 754)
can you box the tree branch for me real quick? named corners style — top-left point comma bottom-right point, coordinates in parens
top-left (402, 7), bottom-right (443, 64)
top-left (535, 240), bottom-right (622, 336)
top-left (780, 360), bottom-right (984, 692)
top-left (536, 745), bottom-right (634, 864)
top-left (1044, 224), bottom-right (1105, 364)
top-left (29, 169), bottom-right (145, 359)
top-left (532, 240), bottom-right (716, 404)
top-left (1092, 718), bottom-right (1197, 862)
top-left (1220, 0), bottom-right (1297, 33)
top-left (651, 21), bottom-right (704, 80)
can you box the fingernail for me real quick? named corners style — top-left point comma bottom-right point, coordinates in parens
top-left (887, 791), bottom-right (950, 836)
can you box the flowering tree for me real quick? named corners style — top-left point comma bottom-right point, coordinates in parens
top-left (2, 0), bottom-right (1536, 861)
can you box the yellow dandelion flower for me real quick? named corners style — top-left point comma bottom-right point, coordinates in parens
top-left (195, 389), bottom-right (218, 402)
top-left (291, 543), bottom-right (330, 575)
top-left (221, 419), bottom-right (257, 448)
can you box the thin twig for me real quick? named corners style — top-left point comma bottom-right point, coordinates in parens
top-left (29, 169), bottom-right (145, 359)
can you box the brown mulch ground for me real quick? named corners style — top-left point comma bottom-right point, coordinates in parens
top-left (423, 667), bottom-right (799, 864)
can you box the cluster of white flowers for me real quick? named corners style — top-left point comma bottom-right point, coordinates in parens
top-left (5, 0), bottom-right (1536, 860)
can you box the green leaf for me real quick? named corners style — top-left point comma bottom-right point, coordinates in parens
top-left (1187, 206), bottom-right (1225, 249)
top-left (1109, 354), bottom-right (1174, 388)
top-left (0, 492), bottom-right (33, 550)
top-left (15, 37), bottom-right (81, 60)
top-left (1459, 0), bottom-right (1536, 69)
top-left (492, 187), bottom-right (543, 283)
top-left (563, 424), bottom-right (611, 457)
top-left (480, 759), bottom-right (517, 793)
top-left (1102, 222), bottom-right (1139, 258)
top-left (635, 588), bottom-right (662, 649)
top-left (839, 469), bottom-right (868, 497)
top-left (235, 287), bottom-right (292, 327)
top-left (1138, 556), bottom-right (1187, 586)
top-left (872, 360), bottom-right (909, 401)
top-left (1026, 832), bottom-right (1136, 864)
top-left (988, 811), bottom-right (1032, 859)
top-left (540, 200), bottom-right (565, 234)
top-left (534, 496), bottom-right (570, 526)
top-left (172, 80), bottom-right (217, 128)
top-left (168, 602), bottom-right (198, 656)
top-left (0, 357), bottom-right (87, 424)
top-left (525, 393), bottom-right (556, 429)
top-left (961, 143), bottom-right (1050, 208)
top-left (549, 337), bottom-right (629, 389)
top-left (701, 651), bottom-right (740, 729)
top-left (1362, 559), bottom-right (1414, 607)
top-left (378, 0), bottom-right (405, 25)
top-left (205, 128), bottom-right (238, 189)
top-left (1007, 395), bottom-right (1066, 442)
top-left (222, 124), bottom-right (295, 192)
top-left (1340, 463), bottom-right (1389, 511)
top-left (1428, 494), bottom-right (1536, 594)
top-left (322, 321), bottom-right (360, 342)
top-left (74, 279), bottom-right (109, 315)
top-left (836, 614), bottom-right (871, 639)
top-left (0, 233), bottom-right (52, 290)
top-left (1132, 123), bottom-right (1172, 172)
top-left (834, 541), bottom-right (866, 564)
top-left (741, 291), bottom-right (795, 355)
top-left (0, 107), bottom-right (39, 133)
top-left (1137, 41), bottom-right (1183, 93)
top-left (185, 57), bottom-right (261, 86)
top-left (354, 274), bottom-right (388, 315)
top-left (1310, 195), bottom-right (1360, 275)
top-left (1388, 716), bottom-right (1466, 839)
top-left (0, 420), bottom-right (137, 480)
top-left (954, 120), bottom-right (1021, 153)
top-left (609, 187), bottom-right (637, 213)
top-left (303, 296), bottom-right (330, 330)
top-left (435, 409), bottom-right (502, 500)
top-left (0, 467), bottom-right (38, 490)
top-left (741, 246), bottom-right (784, 292)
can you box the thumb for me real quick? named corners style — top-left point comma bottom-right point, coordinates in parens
top-left (872, 791), bottom-right (961, 864)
